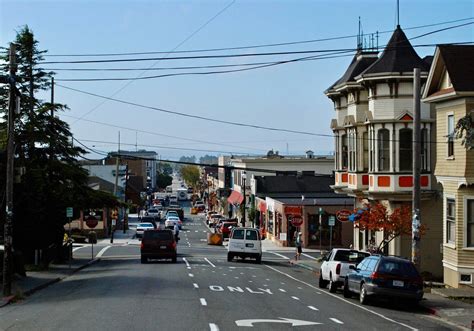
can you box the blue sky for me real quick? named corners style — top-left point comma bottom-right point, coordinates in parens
top-left (1, 0), bottom-right (473, 161)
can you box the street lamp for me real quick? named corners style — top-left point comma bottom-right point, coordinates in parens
top-left (242, 172), bottom-right (246, 227)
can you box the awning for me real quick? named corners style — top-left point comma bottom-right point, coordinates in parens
top-left (227, 190), bottom-right (244, 205)
top-left (258, 201), bottom-right (267, 213)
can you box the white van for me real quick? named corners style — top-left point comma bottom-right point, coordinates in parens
top-left (227, 227), bottom-right (262, 263)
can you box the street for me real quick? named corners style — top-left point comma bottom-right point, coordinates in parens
top-left (0, 210), bottom-right (454, 330)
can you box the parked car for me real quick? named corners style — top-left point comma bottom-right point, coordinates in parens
top-left (218, 221), bottom-right (238, 238)
top-left (209, 214), bottom-right (225, 228)
top-left (319, 248), bottom-right (370, 292)
top-left (166, 208), bottom-right (184, 221)
top-left (344, 255), bottom-right (424, 305)
top-left (140, 229), bottom-right (177, 263)
top-left (227, 227), bottom-right (263, 263)
top-left (136, 222), bottom-right (155, 238)
top-left (206, 211), bottom-right (217, 224)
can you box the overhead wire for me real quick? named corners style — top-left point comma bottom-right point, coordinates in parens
top-left (44, 16), bottom-right (474, 57)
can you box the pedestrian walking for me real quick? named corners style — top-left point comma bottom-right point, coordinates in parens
top-left (295, 232), bottom-right (303, 261)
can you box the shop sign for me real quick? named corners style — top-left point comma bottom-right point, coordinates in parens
top-left (336, 209), bottom-right (352, 222)
top-left (284, 205), bottom-right (302, 215)
top-left (328, 215), bottom-right (336, 226)
top-left (288, 215), bottom-right (303, 227)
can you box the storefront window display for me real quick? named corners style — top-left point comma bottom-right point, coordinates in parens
top-left (268, 211), bottom-right (274, 234)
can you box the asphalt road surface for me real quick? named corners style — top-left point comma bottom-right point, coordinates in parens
top-left (0, 206), bottom-right (454, 331)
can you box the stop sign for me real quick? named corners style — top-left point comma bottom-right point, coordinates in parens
top-left (291, 217), bottom-right (303, 227)
top-left (86, 215), bottom-right (98, 228)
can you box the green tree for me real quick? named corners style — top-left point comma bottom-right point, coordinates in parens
top-left (180, 165), bottom-right (200, 188)
top-left (0, 26), bottom-right (119, 261)
top-left (158, 162), bottom-right (173, 176)
top-left (156, 172), bottom-right (172, 189)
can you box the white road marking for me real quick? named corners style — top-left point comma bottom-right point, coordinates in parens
top-left (301, 253), bottom-right (318, 260)
top-left (308, 306), bottom-right (319, 311)
top-left (188, 273), bottom-right (194, 278)
top-left (264, 264), bottom-right (418, 331)
top-left (200, 298), bottom-right (207, 306)
top-left (291, 296), bottom-right (300, 300)
top-left (249, 281), bottom-right (253, 283)
top-left (183, 257), bottom-right (191, 268)
top-left (330, 318), bottom-right (344, 324)
top-left (203, 231), bottom-right (207, 233)
top-left (209, 323), bottom-right (219, 331)
top-left (204, 258), bottom-right (216, 268)
top-left (252, 275), bottom-right (256, 278)
top-left (298, 287), bottom-right (303, 289)
top-left (223, 273), bottom-right (227, 276)
top-left (240, 272), bottom-right (244, 275)
top-left (234, 277), bottom-right (239, 279)
top-left (96, 245), bottom-right (112, 258)
top-left (279, 289), bottom-right (286, 293)
top-left (193, 283), bottom-right (199, 289)
top-left (72, 246), bottom-right (85, 252)
top-left (266, 278), bottom-right (270, 281)
top-left (195, 230), bottom-right (199, 233)
top-left (263, 284), bottom-right (268, 287)
top-left (269, 252), bottom-right (290, 260)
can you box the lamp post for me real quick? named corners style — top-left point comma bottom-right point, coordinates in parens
top-left (242, 172), bottom-right (246, 227)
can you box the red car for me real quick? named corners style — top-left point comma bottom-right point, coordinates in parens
top-left (219, 221), bottom-right (238, 238)
top-left (140, 229), bottom-right (177, 263)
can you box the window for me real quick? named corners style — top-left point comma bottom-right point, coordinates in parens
top-left (232, 229), bottom-right (245, 240)
top-left (341, 134), bottom-right (348, 170)
top-left (448, 115), bottom-right (454, 157)
top-left (446, 198), bottom-right (455, 244)
top-left (399, 128), bottom-right (413, 171)
top-left (366, 258), bottom-right (378, 272)
top-left (421, 128), bottom-right (429, 171)
top-left (363, 132), bottom-right (369, 171)
top-left (467, 200), bottom-right (474, 247)
top-left (245, 230), bottom-right (258, 240)
top-left (377, 129), bottom-right (390, 171)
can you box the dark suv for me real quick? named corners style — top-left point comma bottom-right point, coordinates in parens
top-left (344, 255), bottom-right (423, 305)
top-left (140, 229), bottom-right (177, 263)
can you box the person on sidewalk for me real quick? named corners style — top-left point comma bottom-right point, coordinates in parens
top-left (295, 232), bottom-right (303, 261)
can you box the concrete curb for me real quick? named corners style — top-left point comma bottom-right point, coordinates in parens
top-left (1, 258), bottom-right (101, 308)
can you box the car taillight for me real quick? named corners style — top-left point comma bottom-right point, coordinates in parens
top-left (336, 263), bottom-right (341, 275)
top-left (170, 242), bottom-right (177, 249)
top-left (140, 243), bottom-right (144, 249)
top-left (370, 272), bottom-right (385, 280)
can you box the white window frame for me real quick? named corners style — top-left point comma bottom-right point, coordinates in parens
top-left (447, 112), bottom-right (455, 159)
top-left (459, 273), bottom-right (473, 285)
top-left (445, 196), bottom-right (456, 247)
top-left (463, 195), bottom-right (474, 250)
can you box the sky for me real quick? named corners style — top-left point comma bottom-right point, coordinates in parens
top-left (1, 0), bottom-right (473, 162)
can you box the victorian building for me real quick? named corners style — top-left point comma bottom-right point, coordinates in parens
top-left (325, 25), bottom-right (443, 277)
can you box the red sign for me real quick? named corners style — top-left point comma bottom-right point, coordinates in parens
top-left (291, 217), bottom-right (303, 227)
top-left (336, 209), bottom-right (352, 222)
top-left (86, 215), bottom-right (98, 228)
top-left (284, 205), bottom-right (302, 215)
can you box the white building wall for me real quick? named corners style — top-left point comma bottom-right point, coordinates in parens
top-left (83, 165), bottom-right (126, 188)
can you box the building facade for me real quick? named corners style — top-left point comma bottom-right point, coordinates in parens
top-left (325, 26), bottom-right (443, 278)
top-left (423, 45), bottom-right (474, 287)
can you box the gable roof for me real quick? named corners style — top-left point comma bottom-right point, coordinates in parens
top-left (438, 45), bottom-right (474, 92)
top-left (357, 26), bottom-right (430, 78)
top-left (423, 44), bottom-right (474, 101)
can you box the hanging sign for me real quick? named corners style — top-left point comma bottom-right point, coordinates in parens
top-left (336, 209), bottom-right (352, 222)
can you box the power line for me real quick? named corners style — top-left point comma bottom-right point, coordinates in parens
top-left (44, 16), bottom-right (474, 57)
top-left (61, 114), bottom-right (268, 152)
top-left (54, 52), bottom-right (353, 82)
top-left (56, 83), bottom-right (333, 137)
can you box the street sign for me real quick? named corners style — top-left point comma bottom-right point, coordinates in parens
top-left (336, 209), bottom-right (352, 222)
top-left (291, 217), bottom-right (303, 227)
top-left (328, 215), bottom-right (336, 226)
top-left (86, 215), bottom-right (98, 228)
top-left (66, 207), bottom-right (73, 218)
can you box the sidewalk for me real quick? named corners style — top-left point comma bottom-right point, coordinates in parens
top-left (284, 248), bottom-right (474, 331)
top-left (96, 229), bottom-right (136, 245)
top-left (1, 256), bottom-right (99, 308)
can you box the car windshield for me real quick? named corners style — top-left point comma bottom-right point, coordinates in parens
top-left (138, 223), bottom-right (154, 228)
top-left (378, 260), bottom-right (419, 277)
top-left (144, 231), bottom-right (172, 240)
top-left (333, 250), bottom-right (369, 263)
top-left (148, 209), bottom-right (158, 213)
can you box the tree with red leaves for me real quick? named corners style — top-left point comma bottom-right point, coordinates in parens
top-left (353, 203), bottom-right (424, 253)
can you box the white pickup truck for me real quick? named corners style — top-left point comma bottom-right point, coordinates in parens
top-left (319, 248), bottom-right (370, 292)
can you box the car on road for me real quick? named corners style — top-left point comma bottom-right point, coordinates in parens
top-left (218, 221), bottom-right (238, 238)
top-left (343, 255), bottom-right (424, 305)
top-left (165, 215), bottom-right (182, 229)
top-left (209, 214), bottom-right (225, 228)
top-left (146, 208), bottom-right (161, 220)
top-left (140, 229), bottom-right (177, 263)
top-left (136, 222), bottom-right (155, 238)
top-left (319, 248), bottom-right (370, 292)
top-left (166, 207), bottom-right (184, 221)
top-left (227, 227), bottom-right (263, 263)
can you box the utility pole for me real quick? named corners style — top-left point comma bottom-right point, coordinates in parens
top-left (3, 43), bottom-right (16, 296)
top-left (123, 164), bottom-right (128, 234)
top-left (412, 68), bottom-right (422, 270)
top-left (50, 77), bottom-right (54, 117)
top-left (112, 132), bottom-right (120, 242)
top-left (242, 173), bottom-right (247, 227)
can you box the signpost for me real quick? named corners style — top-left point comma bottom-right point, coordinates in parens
top-left (328, 215), bottom-right (335, 250)
top-left (86, 215), bottom-right (98, 260)
top-left (319, 208), bottom-right (324, 253)
top-left (66, 207), bottom-right (73, 269)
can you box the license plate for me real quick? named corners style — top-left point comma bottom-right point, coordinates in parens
top-left (393, 280), bottom-right (404, 287)
top-left (245, 243), bottom-right (254, 248)
top-left (160, 246), bottom-right (167, 249)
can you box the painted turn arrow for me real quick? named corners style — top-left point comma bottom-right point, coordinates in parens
top-left (235, 317), bottom-right (321, 327)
